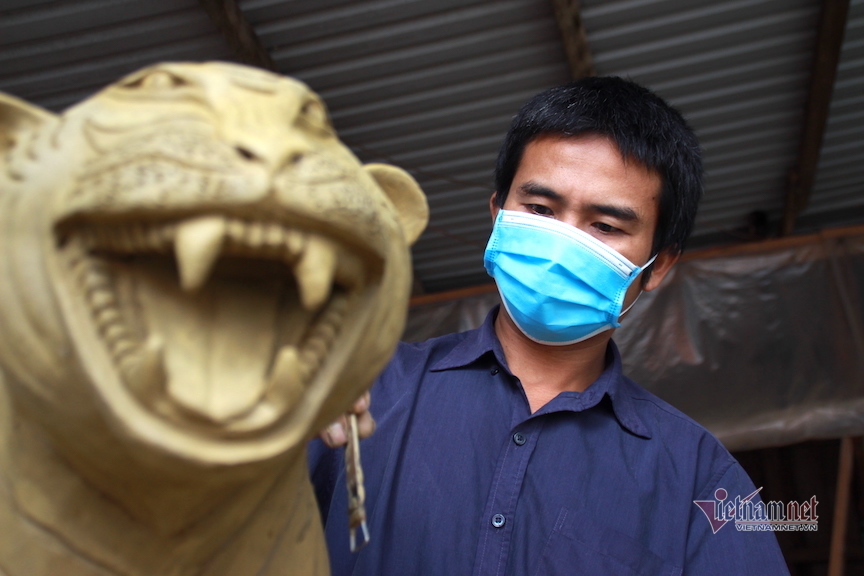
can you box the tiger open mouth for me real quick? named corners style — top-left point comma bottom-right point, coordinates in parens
top-left (56, 214), bottom-right (376, 435)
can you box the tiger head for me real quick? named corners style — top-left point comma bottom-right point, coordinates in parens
top-left (0, 62), bottom-right (427, 472)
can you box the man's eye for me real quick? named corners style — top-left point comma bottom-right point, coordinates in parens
top-left (528, 204), bottom-right (553, 216)
top-left (594, 222), bottom-right (619, 233)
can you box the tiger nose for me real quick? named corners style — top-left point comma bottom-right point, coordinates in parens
top-left (228, 132), bottom-right (312, 174)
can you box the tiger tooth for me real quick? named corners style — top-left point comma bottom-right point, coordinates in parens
top-left (266, 345), bottom-right (305, 410)
top-left (103, 323), bottom-right (128, 343)
top-left (88, 288), bottom-right (116, 311)
top-left (85, 268), bottom-right (111, 291)
top-left (245, 222), bottom-right (265, 247)
top-left (95, 306), bottom-right (121, 327)
top-left (264, 223), bottom-right (284, 252)
top-left (284, 229), bottom-right (305, 262)
top-left (227, 219), bottom-right (246, 244)
top-left (111, 339), bottom-right (137, 359)
top-left (294, 235), bottom-right (336, 311)
top-left (174, 216), bottom-right (227, 291)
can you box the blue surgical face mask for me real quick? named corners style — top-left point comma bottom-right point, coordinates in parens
top-left (484, 210), bottom-right (656, 345)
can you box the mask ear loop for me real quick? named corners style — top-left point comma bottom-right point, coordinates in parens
top-left (619, 254), bottom-right (658, 318)
top-left (620, 292), bottom-right (643, 317)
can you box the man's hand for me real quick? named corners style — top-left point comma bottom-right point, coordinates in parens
top-left (320, 391), bottom-right (376, 448)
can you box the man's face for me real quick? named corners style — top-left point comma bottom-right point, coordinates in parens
top-left (491, 133), bottom-right (677, 314)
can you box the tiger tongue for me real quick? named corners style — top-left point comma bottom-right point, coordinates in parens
top-left (132, 263), bottom-right (282, 423)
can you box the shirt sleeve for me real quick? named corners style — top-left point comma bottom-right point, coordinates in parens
top-left (685, 461), bottom-right (791, 575)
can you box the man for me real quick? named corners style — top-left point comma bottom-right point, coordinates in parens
top-left (310, 77), bottom-right (789, 575)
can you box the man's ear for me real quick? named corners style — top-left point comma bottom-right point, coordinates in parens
top-left (363, 164), bottom-right (429, 246)
top-left (643, 248), bottom-right (679, 292)
top-left (489, 192), bottom-right (500, 221)
top-left (0, 93), bottom-right (56, 156)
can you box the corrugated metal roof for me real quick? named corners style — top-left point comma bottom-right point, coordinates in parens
top-left (582, 0), bottom-right (820, 246)
top-left (0, 0), bottom-right (235, 111)
top-left (240, 0), bottom-right (572, 292)
top-left (0, 0), bottom-right (861, 292)
top-left (805, 0), bottom-right (864, 225)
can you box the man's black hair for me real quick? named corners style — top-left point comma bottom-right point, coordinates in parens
top-left (494, 76), bottom-right (703, 261)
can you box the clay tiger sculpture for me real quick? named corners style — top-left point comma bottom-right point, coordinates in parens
top-left (0, 62), bottom-right (428, 576)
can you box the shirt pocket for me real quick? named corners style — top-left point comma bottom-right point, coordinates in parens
top-left (532, 507), bottom-right (683, 576)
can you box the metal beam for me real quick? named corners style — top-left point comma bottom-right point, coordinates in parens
top-left (198, 0), bottom-right (277, 72)
top-left (781, 0), bottom-right (851, 236)
top-left (550, 0), bottom-right (595, 79)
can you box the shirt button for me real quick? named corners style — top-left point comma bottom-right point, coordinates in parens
top-left (513, 432), bottom-right (526, 446)
top-left (490, 367), bottom-right (499, 375)
top-left (491, 514), bottom-right (506, 528)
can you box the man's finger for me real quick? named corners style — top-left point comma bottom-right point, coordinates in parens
top-left (355, 408), bottom-right (376, 440)
top-left (322, 415), bottom-right (348, 448)
top-left (320, 391), bottom-right (374, 447)
top-left (351, 391), bottom-right (371, 415)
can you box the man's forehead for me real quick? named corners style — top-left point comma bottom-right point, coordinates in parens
top-left (525, 132), bottom-right (659, 176)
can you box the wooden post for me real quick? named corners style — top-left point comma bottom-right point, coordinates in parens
top-left (198, 0), bottom-right (277, 71)
top-left (828, 437), bottom-right (855, 576)
top-left (781, 0), bottom-right (851, 235)
top-left (550, 0), bottom-right (595, 79)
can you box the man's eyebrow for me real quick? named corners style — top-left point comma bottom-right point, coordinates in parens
top-left (588, 203), bottom-right (640, 222)
top-left (517, 182), bottom-right (640, 221)
top-left (519, 181), bottom-right (563, 200)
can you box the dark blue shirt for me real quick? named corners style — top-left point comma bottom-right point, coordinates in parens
top-left (309, 308), bottom-right (789, 575)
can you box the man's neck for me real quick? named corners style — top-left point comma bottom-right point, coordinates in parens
top-left (494, 308), bottom-right (611, 413)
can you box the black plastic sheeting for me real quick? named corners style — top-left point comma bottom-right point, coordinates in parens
top-left (403, 232), bottom-right (864, 451)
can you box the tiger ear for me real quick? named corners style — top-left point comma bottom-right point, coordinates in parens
top-left (0, 93), bottom-right (56, 157)
top-left (363, 163), bottom-right (429, 246)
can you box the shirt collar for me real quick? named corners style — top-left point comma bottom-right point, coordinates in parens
top-left (430, 306), bottom-right (507, 372)
top-left (430, 306), bottom-right (651, 439)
